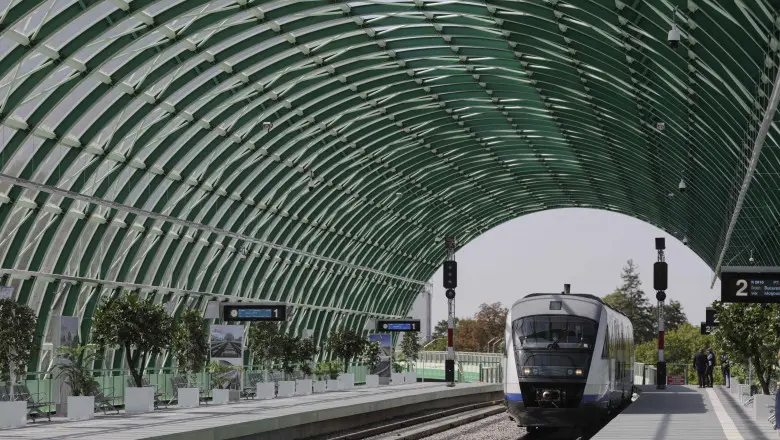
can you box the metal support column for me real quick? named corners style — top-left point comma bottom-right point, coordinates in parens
top-left (444, 237), bottom-right (457, 387)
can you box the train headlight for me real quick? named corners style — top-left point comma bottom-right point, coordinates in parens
top-left (575, 369), bottom-right (583, 376)
top-left (523, 368), bottom-right (531, 375)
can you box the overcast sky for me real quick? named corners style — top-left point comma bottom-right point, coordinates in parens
top-left (410, 208), bottom-right (721, 330)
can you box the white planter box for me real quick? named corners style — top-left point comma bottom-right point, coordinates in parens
top-left (326, 379), bottom-right (342, 391)
top-left (404, 372), bottom-right (417, 384)
top-left (365, 374), bottom-right (380, 388)
top-left (391, 373), bottom-right (405, 385)
top-left (313, 381), bottom-right (327, 393)
top-left (256, 382), bottom-right (275, 400)
top-left (67, 396), bottom-right (95, 421)
top-left (177, 388), bottom-right (200, 408)
top-left (338, 373), bottom-right (354, 390)
top-left (0, 401), bottom-right (27, 428)
top-left (277, 381), bottom-right (295, 398)
top-left (754, 394), bottom-right (773, 420)
top-left (295, 379), bottom-right (312, 396)
top-left (212, 389), bottom-right (231, 405)
top-left (125, 387), bottom-right (155, 414)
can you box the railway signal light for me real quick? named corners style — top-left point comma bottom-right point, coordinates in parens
top-left (445, 289), bottom-right (455, 299)
top-left (653, 262), bottom-right (668, 291)
top-left (443, 261), bottom-right (457, 288)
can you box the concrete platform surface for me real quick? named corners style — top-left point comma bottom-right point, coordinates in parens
top-left (0, 382), bottom-right (501, 440)
top-left (592, 385), bottom-right (774, 440)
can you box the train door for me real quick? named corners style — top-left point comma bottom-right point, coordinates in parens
top-left (608, 321), bottom-right (615, 393)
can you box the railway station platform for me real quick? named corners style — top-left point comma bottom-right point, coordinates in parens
top-left (0, 382), bottom-right (501, 440)
top-left (592, 384), bottom-right (776, 440)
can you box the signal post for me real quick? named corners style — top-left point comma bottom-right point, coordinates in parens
top-left (654, 238), bottom-right (668, 389)
top-left (443, 237), bottom-right (457, 387)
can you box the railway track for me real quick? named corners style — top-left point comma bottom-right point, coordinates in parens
top-left (317, 390), bottom-right (630, 440)
top-left (317, 401), bottom-right (506, 440)
top-left (323, 400), bottom-right (624, 440)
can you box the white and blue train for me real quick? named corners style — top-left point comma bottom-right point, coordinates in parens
top-left (503, 287), bottom-right (635, 433)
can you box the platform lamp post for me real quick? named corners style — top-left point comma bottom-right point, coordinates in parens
top-left (654, 237), bottom-right (668, 389)
top-left (443, 236), bottom-right (458, 387)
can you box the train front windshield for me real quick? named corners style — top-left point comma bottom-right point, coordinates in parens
top-left (512, 315), bottom-right (598, 378)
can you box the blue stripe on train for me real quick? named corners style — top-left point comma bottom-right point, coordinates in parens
top-left (580, 393), bottom-right (609, 403)
top-left (505, 393), bottom-right (608, 403)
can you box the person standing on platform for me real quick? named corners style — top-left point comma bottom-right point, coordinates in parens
top-left (694, 349), bottom-right (708, 388)
top-left (721, 354), bottom-right (731, 388)
top-left (706, 348), bottom-right (716, 387)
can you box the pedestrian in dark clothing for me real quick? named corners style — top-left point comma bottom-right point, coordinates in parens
top-left (706, 348), bottom-right (715, 387)
top-left (694, 349), bottom-right (708, 388)
top-left (720, 354), bottom-right (730, 388)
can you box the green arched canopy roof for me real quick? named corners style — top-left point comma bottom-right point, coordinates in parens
top-left (1, 0), bottom-right (780, 370)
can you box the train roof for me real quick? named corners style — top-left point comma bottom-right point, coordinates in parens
top-left (523, 293), bottom-right (606, 304)
top-left (513, 293), bottom-right (631, 321)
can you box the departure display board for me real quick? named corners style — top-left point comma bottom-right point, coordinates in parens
top-left (721, 267), bottom-right (780, 303)
top-left (377, 319), bottom-right (421, 332)
top-left (222, 304), bottom-right (287, 321)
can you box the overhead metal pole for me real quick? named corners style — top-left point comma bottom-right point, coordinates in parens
top-left (711, 65), bottom-right (780, 287)
top-left (425, 283), bottom-right (433, 341)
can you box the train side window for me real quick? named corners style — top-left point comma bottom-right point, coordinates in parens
top-left (601, 325), bottom-right (609, 359)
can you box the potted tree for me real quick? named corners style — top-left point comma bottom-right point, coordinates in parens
top-left (275, 333), bottom-right (299, 398)
top-left (327, 328), bottom-right (366, 390)
top-left (0, 298), bottom-right (36, 428)
top-left (326, 361), bottom-right (343, 392)
top-left (248, 322), bottom-right (280, 399)
top-left (400, 332), bottom-right (420, 384)
top-left (91, 292), bottom-right (175, 414)
top-left (391, 361), bottom-right (405, 385)
top-left (209, 361), bottom-right (242, 404)
top-left (312, 362), bottom-right (328, 393)
top-left (171, 309), bottom-right (209, 408)
top-left (362, 341), bottom-right (381, 388)
top-left (295, 337), bottom-right (318, 396)
top-left (55, 345), bottom-right (100, 420)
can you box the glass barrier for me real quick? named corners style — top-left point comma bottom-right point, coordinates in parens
top-left (18, 363), bottom-right (369, 410)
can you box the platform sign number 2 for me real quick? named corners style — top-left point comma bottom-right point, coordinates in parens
top-left (735, 279), bottom-right (748, 296)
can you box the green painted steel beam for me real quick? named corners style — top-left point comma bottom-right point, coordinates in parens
top-left (1, 0), bottom-right (779, 372)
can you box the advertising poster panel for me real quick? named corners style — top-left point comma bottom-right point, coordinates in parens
top-left (369, 334), bottom-right (392, 378)
top-left (59, 316), bottom-right (80, 349)
top-left (210, 325), bottom-right (244, 389)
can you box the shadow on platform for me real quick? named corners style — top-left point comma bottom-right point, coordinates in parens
top-left (716, 387), bottom-right (775, 440)
top-left (625, 386), bottom-right (708, 415)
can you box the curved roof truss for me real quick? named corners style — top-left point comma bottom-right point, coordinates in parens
top-left (1, 0), bottom-right (780, 370)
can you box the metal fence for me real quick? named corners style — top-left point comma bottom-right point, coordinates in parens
top-left (417, 352), bottom-right (657, 387)
top-left (415, 351), bottom-right (503, 383)
top-left (19, 364), bottom-right (369, 410)
top-left (634, 362), bottom-right (658, 385)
